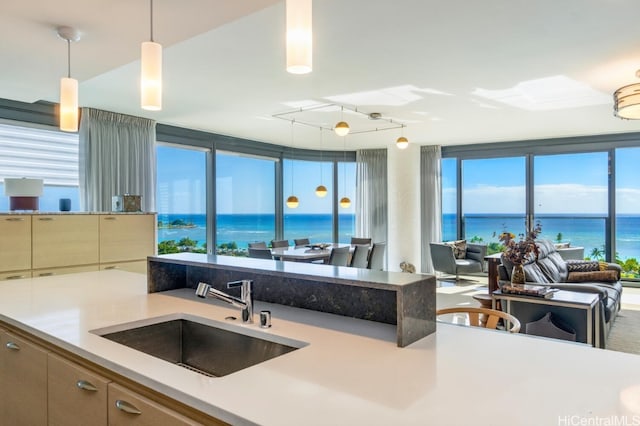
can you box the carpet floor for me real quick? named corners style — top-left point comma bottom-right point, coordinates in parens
top-left (606, 308), bottom-right (640, 356)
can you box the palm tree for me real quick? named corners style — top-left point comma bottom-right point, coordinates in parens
top-left (590, 247), bottom-right (604, 260)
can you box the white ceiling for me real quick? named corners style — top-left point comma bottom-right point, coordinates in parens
top-left (2, 0), bottom-right (640, 151)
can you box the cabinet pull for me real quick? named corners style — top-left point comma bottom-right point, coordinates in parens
top-left (6, 341), bottom-right (20, 351)
top-left (38, 217), bottom-right (54, 221)
top-left (76, 380), bottom-right (98, 392)
top-left (104, 266), bottom-right (118, 270)
top-left (5, 217), bottom-right (24, 222)
top-left (115, 400), bottom-right (142, 415)
top-left (5, 275), bottom-right (27, 280)
top-left (38, 272), bottom-right (54, 277)
top-left (104, 217), bottom-right (117, 220)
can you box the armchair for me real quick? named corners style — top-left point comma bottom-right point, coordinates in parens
top-left (429, 241), bottom-right (487, 281)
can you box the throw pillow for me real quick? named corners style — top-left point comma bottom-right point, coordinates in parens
top-left (566, 270), bottom-right (618, 283)
top-left (566, 260), bottom-right (599, 272)
top-left (444, 239), bottom-right (467, 259)
top-left (598, 261), bottom-right (609, 271)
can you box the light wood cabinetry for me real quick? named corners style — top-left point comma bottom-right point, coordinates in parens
top-left (100, 260), bottom-right (148, 274)
top-left (100, 214), bottom-right (156, 264)
top-left (48, 353), bottom-right (110, 426)
top-left (33, 264), bottom-right (100, 278)
top-left (0, 330), bottom-right (48, 425)
top-left (0, 215), bottom-right (31, 272)
top-left (0, 270), bottom-right (32, 280)
top-left (108, 383), bottom-right (201, 426)
top-left (32, 215), bottom-right (99, 269)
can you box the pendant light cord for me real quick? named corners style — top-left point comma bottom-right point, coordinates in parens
top-left (66, 39), bottom-right (71, 78)
top-left (290, 121), bottom-right (295, 192)
top-left (150, 0), bottom-right (155, 42)
top-left (319, 128), bottom-right (323, 184)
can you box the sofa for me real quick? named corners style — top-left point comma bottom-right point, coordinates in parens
top-left (498, 239), bottom-right (623, 348)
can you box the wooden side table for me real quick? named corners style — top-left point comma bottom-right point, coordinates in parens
top-left (484, 253), bottom-right (503, 294)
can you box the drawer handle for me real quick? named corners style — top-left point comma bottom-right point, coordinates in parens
top-left (5, 217), bottom-right (24, 222)
top-left (104, 217), bottom-right (117, 220)
top-left (76, 380), bottom-right (98, 392)
top-left (115, 400), bottom-right (142, 415)
top-left (6, 341), bottom-right (20, 351)
top-left (104, 266), bottom-right (118, 270)
top-left (5, 275), bottom-right (27, 280)
top-left (38, 217), bottom-right (54, 221)
top-left (38, 272), bottom-right (54, 277)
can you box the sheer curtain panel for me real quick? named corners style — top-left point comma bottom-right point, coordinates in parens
top-left (420, 145), bottom-right (442, 273)
top-left (79, 108), bottom-right (156, 212)
top-left (355, 149), bottom-right (388, 263)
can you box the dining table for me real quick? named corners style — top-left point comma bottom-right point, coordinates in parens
top-left (270, 243), bottom-right (352, 263)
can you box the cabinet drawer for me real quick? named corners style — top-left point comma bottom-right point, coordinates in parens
top-left (0, 215), bottom-right (31, 272)
top-left (0, 270), bottom-right (32, 281)
top-left (100, 261), bottom-right (148, 274)
top-left (100, 215), bottom-right (156, 263)
top-left (33, 264), bottom-right (99, 278)
top-left (48, 353), bottom-right (110, 426)
top-left (32, 215), bottom-right (99, 269)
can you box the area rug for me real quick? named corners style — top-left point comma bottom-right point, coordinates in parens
top-left (606, 309), bottom-right (640, 356)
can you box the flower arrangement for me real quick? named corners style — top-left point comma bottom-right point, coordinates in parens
top-left (498, 222), bottom-right (542, 265)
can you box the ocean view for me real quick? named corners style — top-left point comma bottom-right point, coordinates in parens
top-left (158, 213), bottom-right (640, 261)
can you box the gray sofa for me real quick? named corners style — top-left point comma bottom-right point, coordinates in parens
top-left (498, 239), bottom-right (623, 348)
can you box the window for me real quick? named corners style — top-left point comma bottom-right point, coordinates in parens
top-left (0, 122), bottom-right (79, 211)
top-left (441, 157), bottom-right (457, 242)
top-left (283, 159), bottom-right (334, 243)
top-left (616, 147), bottom-right (640, 279)
top-left (338, 161), bottom-right (356, 243)
top-left (156, 144), bottom-right (207, 254)
top-left (216, 151), bottom-right (276, 252)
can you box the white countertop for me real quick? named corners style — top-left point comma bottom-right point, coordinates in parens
top-left (1, 270), bottom-right (639, 426)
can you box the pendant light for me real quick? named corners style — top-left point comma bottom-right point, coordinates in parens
top-left (57, 26), bottom-right (80, 133)
top-left (339, 135), bottom-right (351, 208)
top-left (286, 122), bottom-right (300, 208)
top-left (614, 70), bottom-right (640, 119)
top-left (286, 0), bottom-right (312, 74)
top-left (396, 125), bottom-right (409, 149)
top-left (334, 106), bottom-right (350, 137)
top-left (315, 128), bottom-right (328, 197)
top-left (141, 0), bottom-right (162, 110)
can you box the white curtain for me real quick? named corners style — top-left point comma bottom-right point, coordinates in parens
top-left (356, 149), bottom-right (388, 252)
top-left (420, 145), bottom-right (442, 273)
top-left (79, 108), bottom-right (156, 212)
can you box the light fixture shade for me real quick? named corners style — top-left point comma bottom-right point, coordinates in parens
top-left (339, 196), bottom-right (351, 208)
top-left (141, 41), bottom-right (163, 111)
top-left (334, 121), bottom-right (350, 136)
top-left (59, 77), bottom-right (79, 132)
top-left (396, 136), bottom-right (409, 149)
top-left (286, 0), bottom-right (312, 74)
top-left (315, 185), bottom-right (327, 198)
top-left (614, 82), bottom-right (640, 119)
top-left (286, 195), bottom-right (300, 208)
top-left (4, 178), bottom-right (44, 196)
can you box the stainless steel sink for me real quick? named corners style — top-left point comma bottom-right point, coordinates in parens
top-left (92, 314), bottom-right (306, 377)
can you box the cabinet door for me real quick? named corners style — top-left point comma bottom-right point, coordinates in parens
top-left (33, 264), bottom-right (99, 278)
top-left (0, 215), bottom-right (31, 272)
top-left (0, 330), bottom-right (47, 425)
top-left (100, 261), bottom-right (148, 274)
top-left (32, 215), bottom-right (99, 269)
top-left (0, 270), bottom-right (32, 281)
top-left (108, 383), bottom-right (201, 426)
top-left (48, 353), bottom-right (110, 426)
top-left (100, 215), bottom-right (156, 263)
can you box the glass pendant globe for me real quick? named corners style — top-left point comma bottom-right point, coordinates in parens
top-left (396, 136), bottom-right (409, 149)
top-left (315, 185), bottom-right (327, 198)
top-left (334, 121), bottom-right (350, 137)
top-left (339, 197), bottom-right (351, 208)
top-left (286, 195), bottom-right (299, 208)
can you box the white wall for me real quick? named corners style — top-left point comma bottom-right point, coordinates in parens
top-left (387, 143), bottom-right (421, 272)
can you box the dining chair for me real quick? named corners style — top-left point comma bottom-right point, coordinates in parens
top-left (270, 239), bottom-right (289, 248)
top-left (248, 247), bottom-right (273, 260)
top-left (248, 241), bottom-right (267, 249)
top-left (327, 246), bottom-right (350, 266)
top-left (366, 242), bottom-right (386, 270)
top-left (349, 244), bottom-right (370, 268)
top-left (436, 307), bottom-right (521, 333)
top-left (294, 238), bottom-right (310, 248)
top-left (350, 237), bottom-right (372, 246)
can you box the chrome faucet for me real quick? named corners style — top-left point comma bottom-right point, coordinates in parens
top-left (196, 280), bottom-right (254, 324)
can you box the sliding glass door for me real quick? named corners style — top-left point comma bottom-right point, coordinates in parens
top-left (616, 147), bottom-right (640, 279)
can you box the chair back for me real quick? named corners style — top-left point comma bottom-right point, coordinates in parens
top-left (294, 238), bottom-right (310, 247)
top-left (436, 307), bottom-right (521, 333)
top-left (248, 241), bottom-right (267, 249)
top-left (367, 242), bottom-right (386, 270)
top-left (350, 244), bottom-right (370, 268)
top-left (328, 246), bottom-right (350, 266)
top-left (271, 239), bottom-right (289, 248)
top-left (248, 247), bottom-right (273, 260)
top-left (350, 237), bottom-right (372, 246)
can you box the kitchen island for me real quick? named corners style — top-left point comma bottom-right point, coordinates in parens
top-left (0, 270), bottom-right (639, 425)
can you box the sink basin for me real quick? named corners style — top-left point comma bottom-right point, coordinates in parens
top-left (92, 314), bottom-right (306, 377)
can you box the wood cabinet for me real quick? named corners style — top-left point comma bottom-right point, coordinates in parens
top-left (100, 214), bottom-right (156, 264)
top-left (0, 330), bottom-right (48, 425)
top-left (32, 264), bottom-right (99, 278)
top-left (32, 215), bottom-right (99, 269)
top-left (0, 270), bottom-right (32, 281)
top-left (108, 383), bottom-right (201, 426)
top-left (100, 261), bottom-right (148, 274)
top-left (48, 353), bottom-right (110, 426)
top-left (0, 215), bottom-right (31, 272)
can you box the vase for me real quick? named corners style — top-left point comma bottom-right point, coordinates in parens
top-left (511, 263), bottom-right (525, 285)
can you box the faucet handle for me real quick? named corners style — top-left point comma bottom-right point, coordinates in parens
top-left (195, 282), bottom-right (211, 298)
top-left (227, 279), bottom-right (252, 289)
